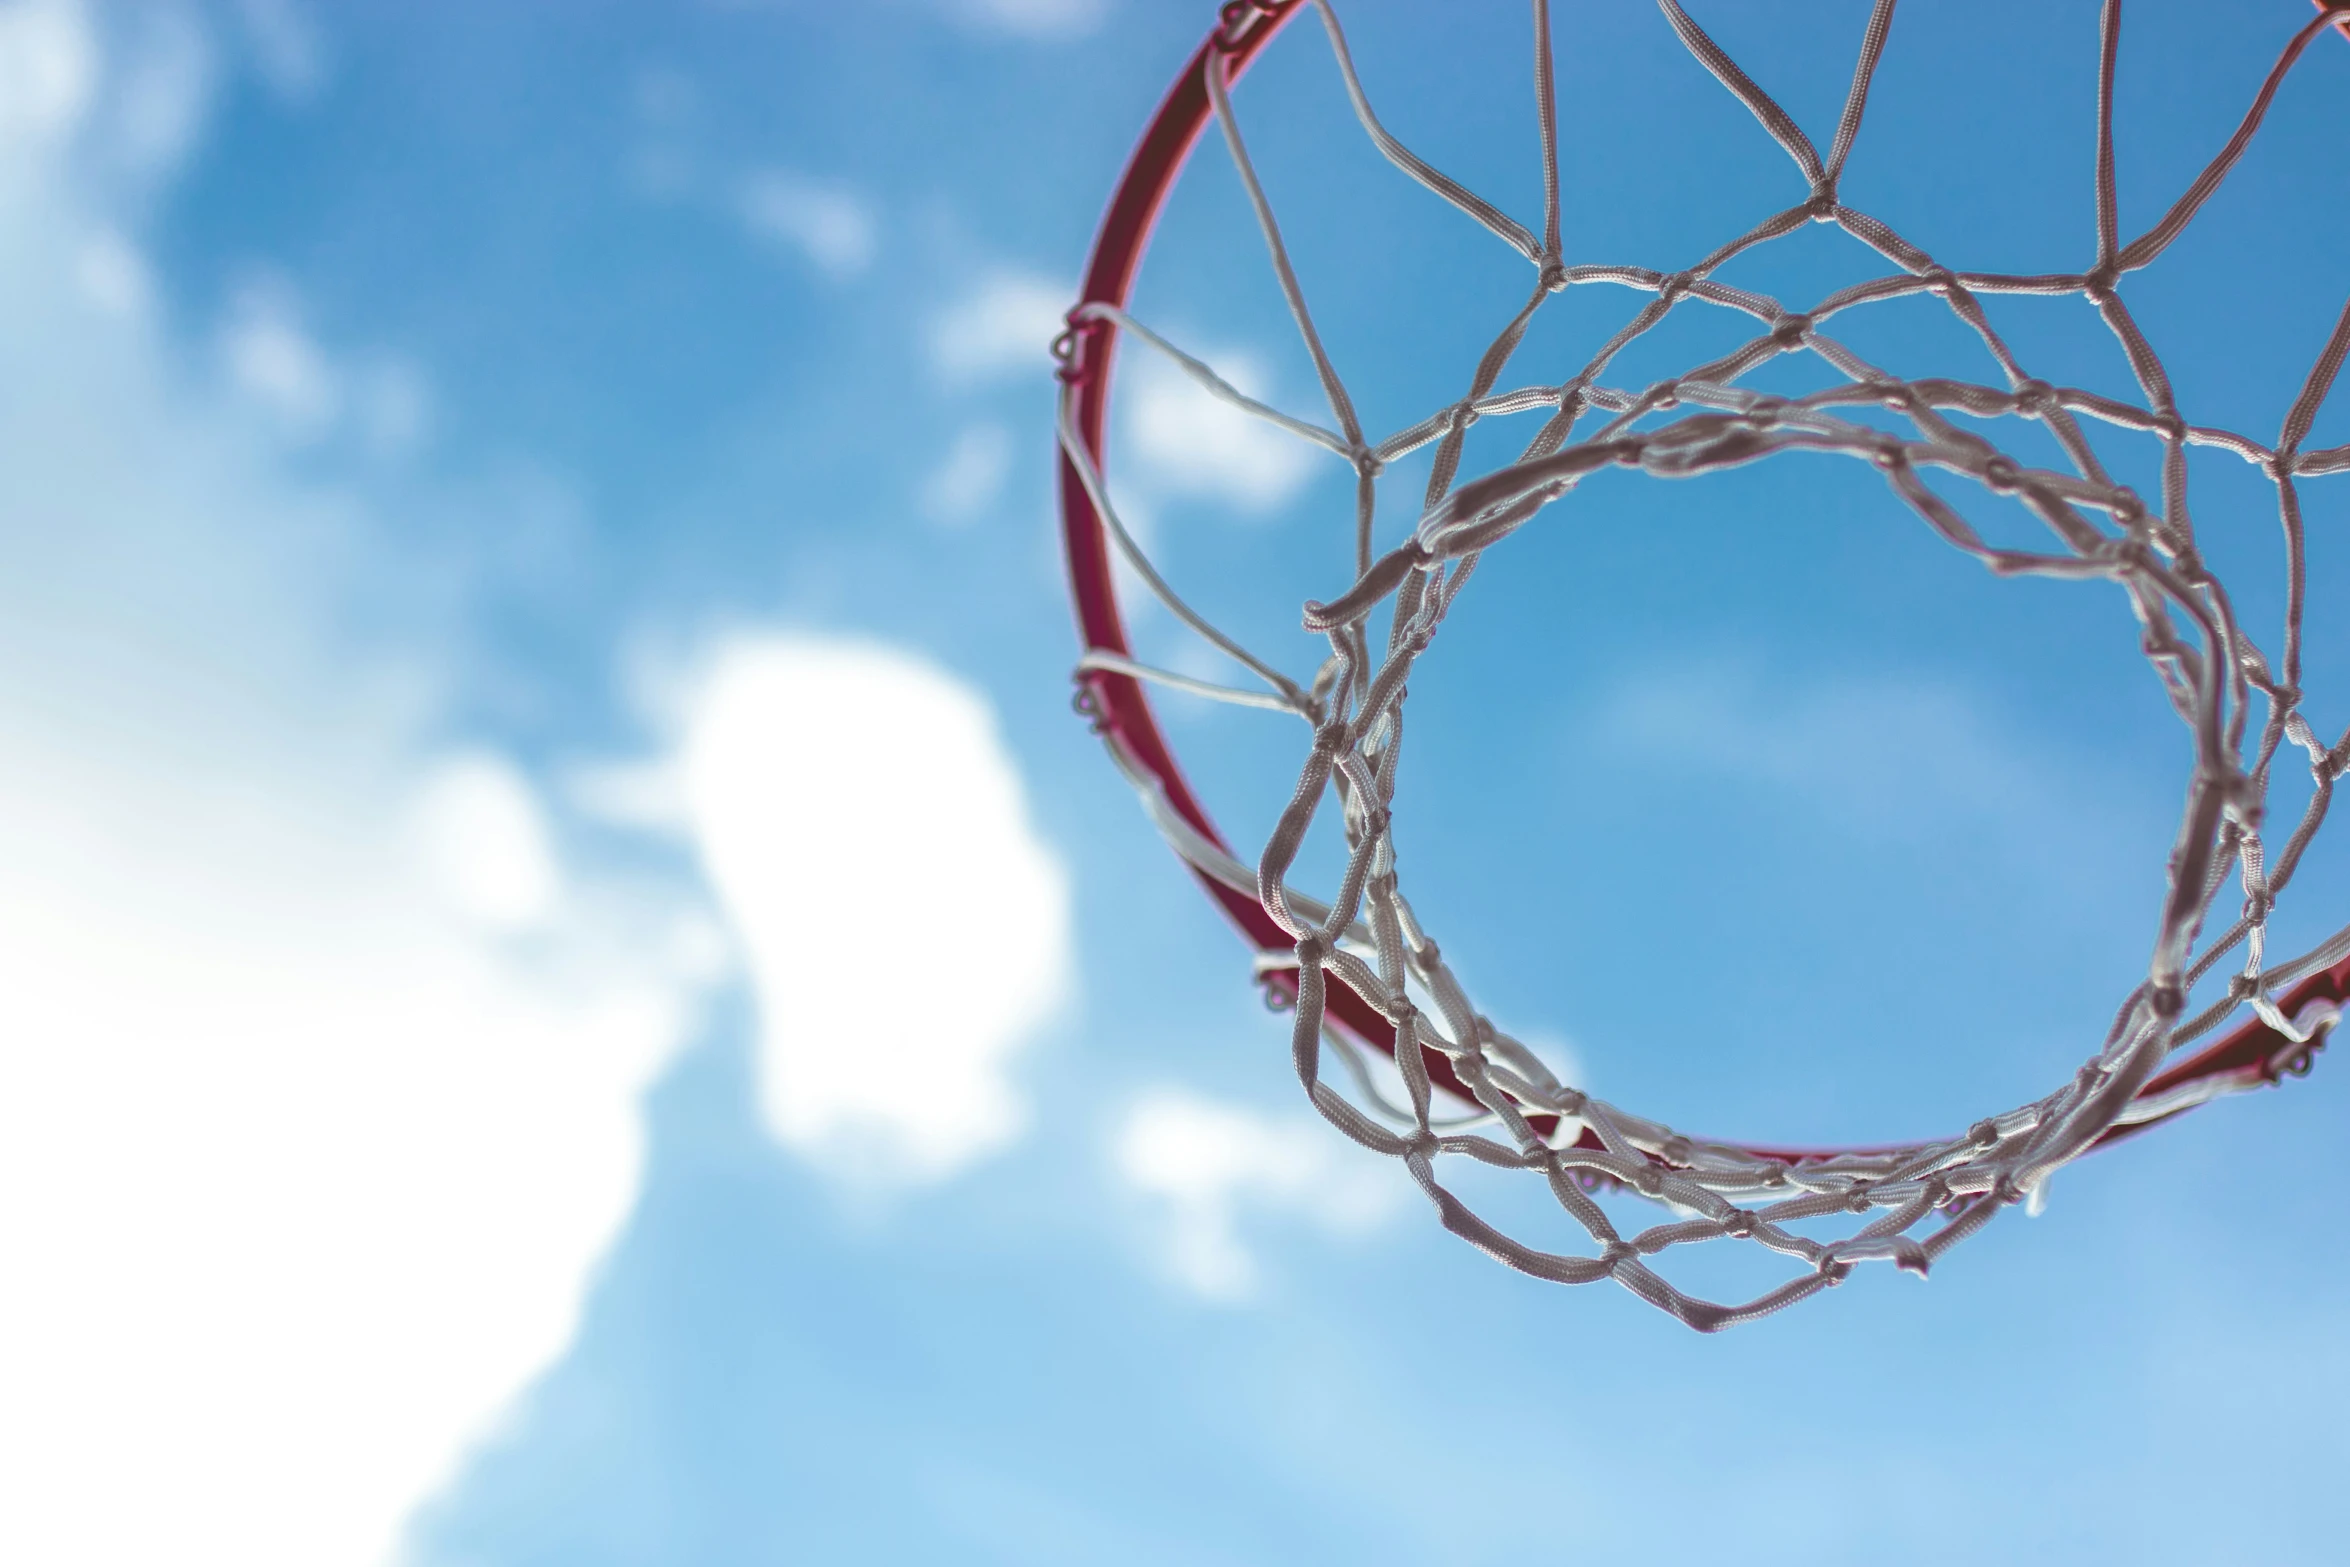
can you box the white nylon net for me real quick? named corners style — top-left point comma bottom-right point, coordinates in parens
top-left (1058, 0), bottom-right (2350, 1328)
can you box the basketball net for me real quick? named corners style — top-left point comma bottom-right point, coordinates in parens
top-left (1056, 0), bottom-right (2350, 1328)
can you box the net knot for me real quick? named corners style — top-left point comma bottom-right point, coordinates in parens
top-left (2103, 536), bottom-right (2154, 576)
top-left (2148, 980), bottom-right (2187, 1019)
top-left (1770, 313), bottom-right (1812, 348)
top-left (1719, 1208), bottom-right (1757, 1238)
top-left (1816, 1255), bottom-right (1853, 1283)
top-left (2221, 777), bottom-right (2264, 830)
top-left (1741, 397), bottom-right (1787, 431)
top-left (2011, 378), bottom-right (2057, 416)
top-left (2150, 409), bottom-right (2188, 443)
top-left (2084, 265), bottom-right (2121, 304)
top-left (1293, 931), bottom-right (1330, 966)
top-left (1805, 183), bottom-right (1838, 222)
top-left (1980, 455), bottom-right (2021, 493)
top-left (1602, 1240), bottom-right (1638, 1270)
top-left (1070, 675), bottom-right (1108, 732)
top-left (1656, 270), bottom-right (1695, 305)
top-left (1968, 1117), bottom-right (2000, 1149)
top-left (1538, 257), bottom-right (1570, 294)
top-left (1050, 321), bottom-right (1089, 386)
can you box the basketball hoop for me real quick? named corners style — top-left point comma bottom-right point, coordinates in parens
top-left (1056, 0), bottom-right (2350, 1328)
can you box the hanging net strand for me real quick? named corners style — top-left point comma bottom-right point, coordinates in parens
top-left (1057, 0), bottom-right (2350, 1329)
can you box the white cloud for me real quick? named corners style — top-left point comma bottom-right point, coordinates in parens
top-left (1124, 345), bottom-right (1320, 516)
top-left (0, 0), bottom-right (214, 188)
top-left (931, 269), bottom-right (1068, 384)
top-left (737, 168), bottom-right (876, 280)
top-left (0, 721), bottom-right (695, 1567)
top-left (412, 751), bottom-right (563, 933)
top-left (678, 636), bottom-right (1071, 1185)
top-left (1115, 1087), bottom-right (1399, 1302)
top-left (921, 420), bottom-right (1013, 525)
top-left (220, 274), bottom-right (341, 433)
top-left (0, 11), bottom-right (704, 1562)
top-left (949, 0), bottom-right (1107, 40)
top-left (214, 279), bottom-right (430, 455)
top-left (0, 0), bottom-right (94, 154)
top-left (74, 226), bottom-right (149, 316)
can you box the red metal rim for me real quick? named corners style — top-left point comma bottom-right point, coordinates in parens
top-left (1056, 0), bottom-right (2350, 1164)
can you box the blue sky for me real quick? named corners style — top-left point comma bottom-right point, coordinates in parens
top-left (3, 1), bottom-right (2348, 1563)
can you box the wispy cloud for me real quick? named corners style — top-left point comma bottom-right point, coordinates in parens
top-left (620, 80), bottom-right (876, 282)
top-left (97, 0), bottom-right (213, 178)
top-left (921, 420), bottom-right (1013, 525)
top-left (931, 269), bottom-right (1069, 384)
top-left (621, 64), bottom-right (699, 199)
top-left (1115, 1087), bottom-right (1399, 1302)
top-left (675, 636), bottom-right (1072, 1186)
top-left (220, 273), bottom-right (342, 432)
top-left (737, 168), bottom-right (878, 280)
top-left (232, 0), bottom-right (324, 103)
top-left (0, 0), bottom-right (93, 150)
top-left (215, 273), bottom-right (433, 455)
top-left (73, 226), bottom-right (150, 315)
top-left (1594, 658), bottom-right (2070, 842)
top-left (946, 0), bottom-right (1108, 41)
top-left (1123, 344), bottom-right (1321, 517)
